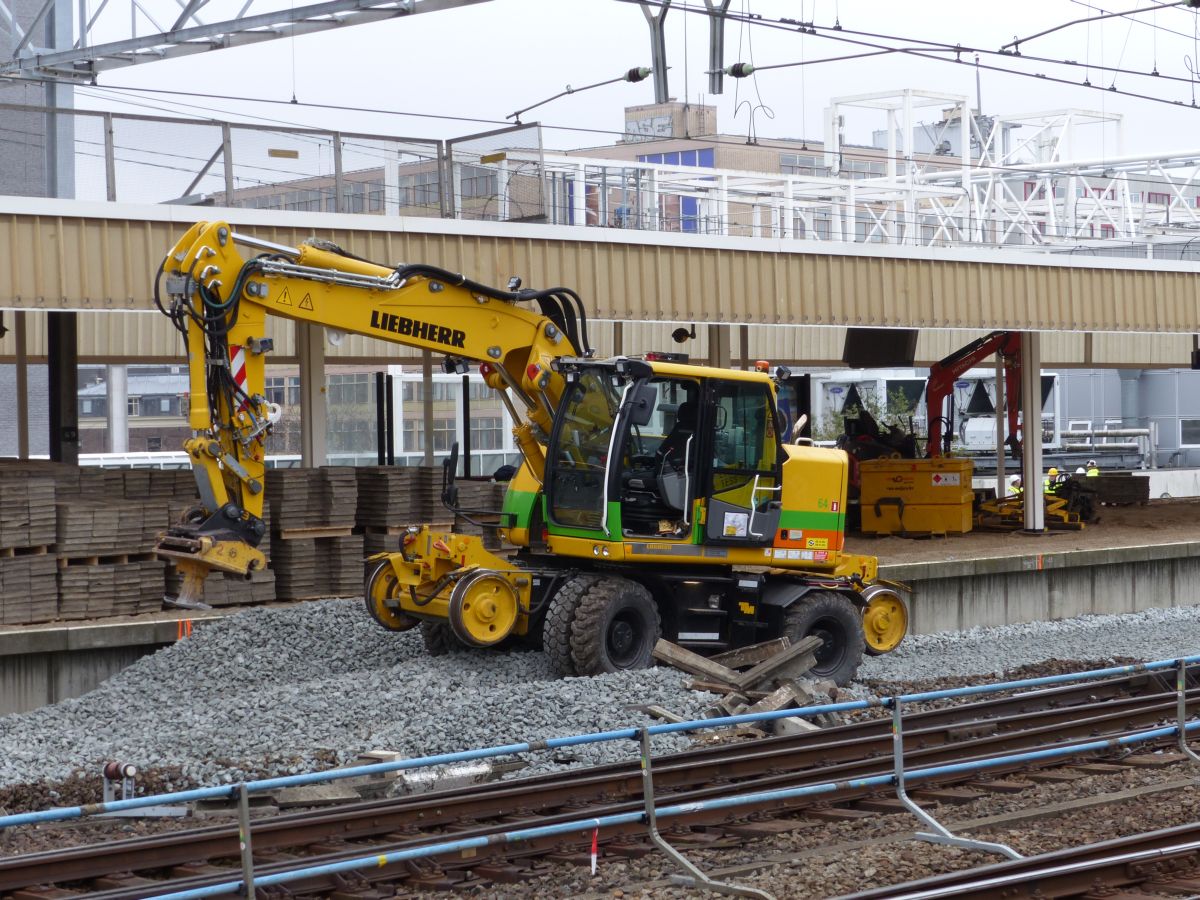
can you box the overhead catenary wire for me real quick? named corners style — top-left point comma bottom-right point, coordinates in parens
top-left (1000, 0), bottom-right (1189, 52)
top-left (614, 0), bottom-right (1200, 108)
top-left (59, 80), bottom-right (1199, 191)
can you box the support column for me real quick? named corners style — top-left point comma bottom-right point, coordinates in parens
top-left (421, 350), bottom-right (435, 466)
top-left (297, 322), bottom-right (327, 467)
top-left (708, 324), bottom-right (731, 370)
top-left (105, 365), bottom-right (128, 453)
top-left (994, 352), bottom-right (1006, 498)
top-left (15, 311), bottom-right (28, 459)
top-left (613, 321), bottom-right (624, 357)
top-left (47, 312), bottom-right (79, 464)
top-left (1019, 332), bottom-right (1044, 532)
top-left (738, 325), bottom-right (750, 370)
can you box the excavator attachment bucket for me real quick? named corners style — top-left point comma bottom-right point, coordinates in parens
top-left (166, 558), bottom-right (214, 611)
top-left (156, 532), bottom-right (267, 610)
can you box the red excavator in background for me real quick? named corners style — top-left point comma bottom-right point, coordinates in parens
top-left (924, 331), bottom-right (1022, 459)
top-left (839, 331), bottom-right (1022, 491)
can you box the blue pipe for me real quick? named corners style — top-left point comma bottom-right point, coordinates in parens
top-left (153, 718), bottom-right (1200, 900)
top-left (2, 653), bottom-right (1197, 831)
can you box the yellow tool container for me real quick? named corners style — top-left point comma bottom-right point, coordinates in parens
top-left (859, 458), bottom-right (975, 535)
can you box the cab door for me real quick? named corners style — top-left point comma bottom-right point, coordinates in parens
top-left (703, 379), bottom-right (782, 546)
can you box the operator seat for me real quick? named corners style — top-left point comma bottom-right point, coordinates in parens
top-left (656, 399), bottom-right (697, 510)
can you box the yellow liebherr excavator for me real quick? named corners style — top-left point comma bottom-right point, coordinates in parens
top-left (155, 221), bottom-right (908, 684)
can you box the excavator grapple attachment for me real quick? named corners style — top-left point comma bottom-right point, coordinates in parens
top-left (157, 532), bottom-right (267, 610)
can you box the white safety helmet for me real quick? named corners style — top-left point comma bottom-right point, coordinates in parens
top-left (1075, 467), bottom-right (1086, 474)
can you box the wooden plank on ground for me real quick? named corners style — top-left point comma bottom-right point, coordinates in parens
top-left (730, 635), bottom-right (823, 692)
top-left (652, 639), bottom-right (739, 685)
top-left (708, 637), bottom-right (791, 670)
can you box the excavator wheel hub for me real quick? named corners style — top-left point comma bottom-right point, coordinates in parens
top-left (862, 589), bottom-right (908, 656)
top-left (448, 571), bottom-right (519, 648)
top-left (364, 559), bottom-right (419, 632)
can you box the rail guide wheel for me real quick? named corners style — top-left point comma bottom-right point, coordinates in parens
top-left (862, 587), bottom-right (908, 656)
top-left (448, 570), bottom-right (520, 647)
top-left (364, 558), bottom-right (419, 632)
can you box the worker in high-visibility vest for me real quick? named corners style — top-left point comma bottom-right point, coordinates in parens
top-left (1011, 476), bottom-right (1023, 495)
top-left (1086, 459), bottom-right (1100, 476)
top-left (1042, 467), bottom-right (1059, 492)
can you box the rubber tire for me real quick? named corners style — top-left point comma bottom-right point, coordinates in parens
top-left (569, 577), bottom-right (661, 676)
top-left (542, 574), bottom-right (600, 677)
top-left (420, 621), bottom-right (457, 656)
top-left (783, 591), bottom-right (865, 686)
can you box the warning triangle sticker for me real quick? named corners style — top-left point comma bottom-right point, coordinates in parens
top-left (277, 286), bottom-right (293, 306)
top-left (299, 293), bottom-right (314, 311)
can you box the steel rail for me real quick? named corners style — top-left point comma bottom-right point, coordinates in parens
top-left (842, 822), bottom-right (1200, 899)
top-left (12, 683), bottom-right (1199, 898)
top-left (0, 673), bottom-right (1178, 891)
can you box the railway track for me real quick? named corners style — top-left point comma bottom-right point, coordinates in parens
top-left (3, 667), bottom-right (1197, 898)
top-left (843, 821), bottom-right (1200, 898)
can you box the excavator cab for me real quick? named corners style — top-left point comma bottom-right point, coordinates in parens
top-left (546, 358), bottom-right (783, 548)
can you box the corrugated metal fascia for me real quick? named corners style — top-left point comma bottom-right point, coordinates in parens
top-left (3, 200), bottom-right (1200, 334)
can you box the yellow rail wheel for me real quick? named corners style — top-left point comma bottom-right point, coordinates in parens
top-left (448, 571), bottom-right (519, 648)
top-left (862, 588), bottom-right (908, 656)
top-left (364, 559), bottom-right (419, 632)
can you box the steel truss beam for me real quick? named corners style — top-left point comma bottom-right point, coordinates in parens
top-left (0, 0), bottom-right (493, 81)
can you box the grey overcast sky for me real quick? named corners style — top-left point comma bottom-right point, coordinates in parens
top-left (73, 0), bottom-right (1200, 160)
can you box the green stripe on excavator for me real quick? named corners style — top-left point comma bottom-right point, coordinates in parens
top-left (502, 487), bottom-right (539, 531)
top-left (778, 509), bottom-right (844, 530)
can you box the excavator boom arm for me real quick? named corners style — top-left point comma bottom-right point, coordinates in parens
top-left (156, 221), bottom-right (586, 605)
top-left (925, 331), bottom-right (1021, 457)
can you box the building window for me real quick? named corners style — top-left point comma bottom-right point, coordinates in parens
top-left (146, 436), bottom-right (162, 451)
top-left (401, 381), bottom-right (459, 403)
top-left (81, 399), bottom-right (92, 414)
top-left (1146, 191), bottom-right (1171, 206)
top-left (160, 397), bottom-right (172, 414)
top-left (127, 397), bottom-right (141, 416)
top-left (367, 180), bottom-right (385, 212)
top-left (265, 375), bottom-right (301, 406)
top-left (397, 170), bottom-right (440, 207)
top-left (470, 416), bottom-right (504, 450)
top-left (327, 372), bottom-right (371, 406)
top-left (780, 153), bottom-right (822, 176)
top-left (459, 164), bottom-right (498, 200)
top-left (403, 417), bottom-right (456, 452)
top-left (1181, 419), bottom-right (1200, 447)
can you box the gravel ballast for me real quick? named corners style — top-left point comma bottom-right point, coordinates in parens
top-left (0, 599), bottom-right (1197, 792)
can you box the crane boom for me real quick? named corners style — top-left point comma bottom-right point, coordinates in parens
top-left (155, 221), bottom-right (588, 606)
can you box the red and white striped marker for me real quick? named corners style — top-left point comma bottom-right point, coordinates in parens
top-left (590, 826), bottom-right (598, 874)
top-left (229, 345), bottom-right (248, 410)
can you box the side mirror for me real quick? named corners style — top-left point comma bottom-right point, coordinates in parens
top-left (627, 382), bottom-right (658, 427)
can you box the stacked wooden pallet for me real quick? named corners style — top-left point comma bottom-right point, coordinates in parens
top-left (356, 465), bottom-right (443, 560)
top-left (269, 467), bottom-right (363, 601)
top-left (273, 534), bottom-right (364, 599)
top-left (355, 466), bottom-right (442, 529)
top-left (452, 480), bottom-right (508, 551)
top-left (55, 497), bottom-right (168, 620)
top-left (0, 553), bottom-right (57, 625)
top-left (0, 472), bottom-right (63, 625)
